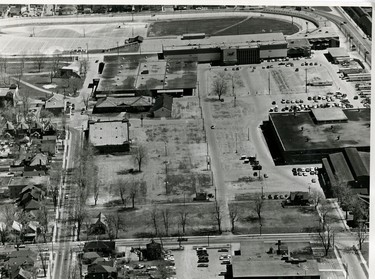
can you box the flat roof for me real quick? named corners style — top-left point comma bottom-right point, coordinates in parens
top-left (269, 109), bottom-right (370, 152)
top-left (311, 108), bottom-right (348, 122)
top-left (163, 33), bottom-right (287, 51)
top-left (89, 120), bottom-right (128, 146)
top-left (98, 55), bottom-right (197, 93)
top-left (286, 38), bottom-right (311, 49)
top-left (327, 47), bottom-right (349, 58)
top-left (232, 259), bottom-right (320, 278)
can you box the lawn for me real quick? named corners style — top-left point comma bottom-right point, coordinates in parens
top-left (215, 17), bottom-right (298, 36)
top-left (147, 17), bottom-right (246, 37)
top-left (229, 200), bottom-right (320, 234)
top-left (148, 16), bottom-right (298, 37)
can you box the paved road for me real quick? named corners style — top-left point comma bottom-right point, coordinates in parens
top-left (314, 8), bottom-right (371, 65)
top-left (198, 64), bottom-right (231, 233)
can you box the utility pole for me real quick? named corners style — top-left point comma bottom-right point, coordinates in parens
top-left (248, 127), bottom-right (250, 141)
top-left (232, 75), bottom-right (236, 107)
top-left (117, 41), bottom-right (119, 59)
top-left (235, 133), bottom-right (238, 153)
top-left (86, 43), bottom-right (89, 60)
top-left (305, 68), bottom-right (308, 93)
top-left (268, 71), bottom-right (271, 95)
top-left (164, 141), bottom-right (167, 156)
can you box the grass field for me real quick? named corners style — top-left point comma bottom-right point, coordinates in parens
top-left (148, 17), bottom-right (298, 37)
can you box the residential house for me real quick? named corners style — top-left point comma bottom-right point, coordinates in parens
top-left (90, 212), bottom-right (109, 235)
top-left (8, 176), bottom-right (49, 199)
top-left (82, 251), bottom-right (101, 265)
top-left (10, 267), bottom-right (32, 279)
top-left (45, 94), bottom-right (66, 116)
top-left (0, 87), bottom-right (14, 107)
top-left (83, 241), bottom-right (116, 257)
top-left (150, 94), bottom-right (173, 118)
top-left (11, 220), bottom-right (39, 242)
top-left (6, 256), bottom-right (34, 270)
top-left (86, 264), bottom-right (117, 279)
top-left (284, 192), bottom-right (310, 206)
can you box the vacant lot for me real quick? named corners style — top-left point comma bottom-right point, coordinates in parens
top-left (229, 200), bottom-right (320, 234)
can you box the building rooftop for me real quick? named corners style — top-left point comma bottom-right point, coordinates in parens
top-left (88, 119), bottom-right (129, 146)
top-left (286, 38), bottom-right (311, 50)
top-left (8, 176), bottom-right (49, 188)
top-left (269, 109), bottom-right (370, 152)
top-left (311, 108), bottom-right (348, 122)
top-left (328, 152), bottom-right (354, 182)
top-left (97, 55), bottom-right (197, 93)
top-left (327, 47), bottom-right (350, 58)
top-left (344, 147), bottom-right (369, 177)
top-left (231, 258), bottom-right (320, 278)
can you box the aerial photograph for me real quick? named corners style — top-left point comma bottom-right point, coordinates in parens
top-left (0, 3), bottom-right (371, 279)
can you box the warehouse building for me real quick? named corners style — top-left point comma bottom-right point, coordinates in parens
top-left (320, 147), bottom-right (369, 196)
top-left (326, 47), bottom-right (350, 64)
top-left (286, 38), bottom-right (311, 57)
top-left (94, 55), bottom-right (197, 99)
top-left (263, 108), bottom-right (370, 165)
top-left (162, 33), bottom-right (288, 64)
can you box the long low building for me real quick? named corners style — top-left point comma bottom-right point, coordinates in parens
top-left (162, 33), bottom-right (288, 64)
top-left (263, 108), bottom-right (370, 164)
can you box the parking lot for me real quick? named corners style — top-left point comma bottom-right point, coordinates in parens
top-left (174, 245), bottom-right (233, 279)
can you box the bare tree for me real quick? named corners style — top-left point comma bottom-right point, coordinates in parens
top-left (178, 210), bottom-right (189, 235)
top-left (229, 204), bottom-right (239, 233)
top-left (93, 179), bottom-right (100, 206)
top-left (70, 78), bottom-right (81, 95)
top-left (3, 205), bottom-right (16, 229)
top-left (317, 222), bottom-right (335, 256)
top-left (211, 72), bottom-right (228, 101)
top-left (310, 189), bottom-right (325, 210)
top-left (80, 59), bottom-right (88, 76)
top-left (356, 221), bottom-right (367, 251)
top-left (72, 203), bottom-right (87, 241)
top-left (39, 109), bottom-right (54, 123)
top-left (132, 145), bottom-right (147, 172)
top-left (107, 212), bottom-right (123, 240)
top-left (37, 245), bottom-right (48, 277)
top-left (161, 208), bottom-right (170, 236)
top-left (35, 203), bottom-right (49, 243)
top-left (35, 56), bottom-right (45, 72)
top-left (150, 207), bottom-right (159, 236)
top-left (114, 179), bottom-right (128, 206)
top-left (1, 102), bottom-right (16, 122)
top-left (0, 223), bottom-right (8, 245)
top-left (253, 195), bottom-right (264, 224)
top-left (129, 181), bottom-right (138, 208)
top-left (213, 200), bottom-right (222, 234)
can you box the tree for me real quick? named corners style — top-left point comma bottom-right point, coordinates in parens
top-left (132, 145), bottom-right (147, 172)
top-left (1, 102), bottom-right (16, 122)
top-left (129, 181), bottom-right (138, 208)
top-left (178, 210), bottom-right (189, 235)
top-left (317, 201), bottom-right (335, 256)
top-left (37, 245), bottom-right (48, 277)
top-left (253, 195), bottom-right (264, 224)
top-left (211, 72), bottom-right (228, 101)
top-left (93, 179), bottom-right (100, 206)
top-left (80, 59), bottom-right (88, 76)
top-left (35, 203), bottom-right (49, 243)
top-left (150, 207), bottom-right (159, 236)
top-left (72, 202), bottom-right (87, 241)
top-left (39, 109), bottom-right (54, 123)
top-left (70, 77), bottom-right (81, 95)
top-left (213, 200), bottom-right (222, 234)
top-left (229, 204), bottom-right (239, 233)
top-left (310, 189), bottom-right (325, 210)
top-left (107, 212), bottom-right (123, 240)
top-left (114, 179), bottom-right (128, 206)
top-left (356, 220), bottom-right (367, 251)
top-left (161, 208), bottom-right (170, 236)
top-left (35, 56), bottom-right (45, 72)
top-left (0, 223), bottom-right (8, 245)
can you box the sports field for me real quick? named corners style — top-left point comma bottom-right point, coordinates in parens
top-left (147, 17), bottom-right (298, 37)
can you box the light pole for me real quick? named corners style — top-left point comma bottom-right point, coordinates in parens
top-left (117, 41), bottom-right (119, 59)
top-left (86, 43), bottom-right (89, 60)
top-left (305, 68), bottom-right (308, 93)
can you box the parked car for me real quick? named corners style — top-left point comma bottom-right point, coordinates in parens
top-left (198, 264), bottom-right (209, 267)
top-left (218, 248), bottom-right (229, 252)
top-left (221, 260), bottom-right (231, 265)
top-left (134, 264), bottom-right (145, 269)
top-left (311, 178), bottom-right (317, 183)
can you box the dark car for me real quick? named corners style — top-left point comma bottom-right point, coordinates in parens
top-left (198, 264), bottom-right (209, 267)
top-left (218, 248), bottom-right (229, 252)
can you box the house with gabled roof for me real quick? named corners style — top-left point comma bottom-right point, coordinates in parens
top-left (90, 212), bottom-right (109, 235)
top-left (150, 94), bottom-right (173, 118)
top-left (10, 267), bottom-right (32, 279)
top-left (86, 264), bottom-right (117, 279)
top-left (44, 94), bottom-right (66, 115)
